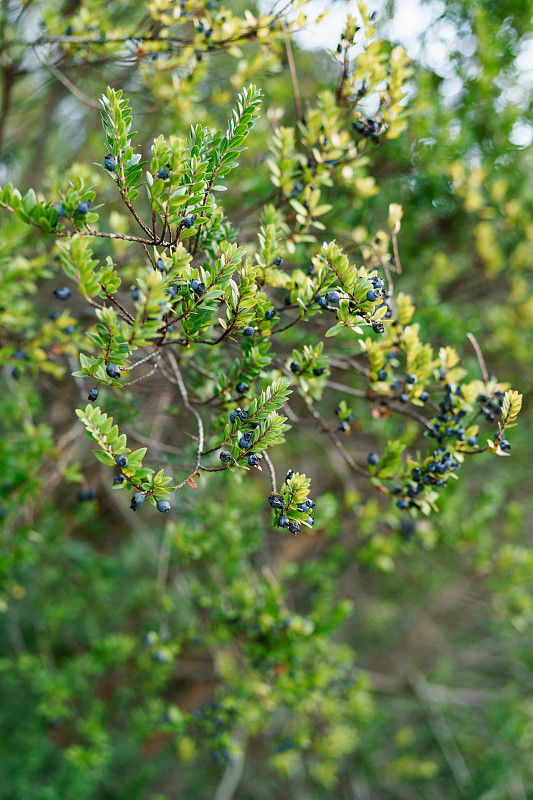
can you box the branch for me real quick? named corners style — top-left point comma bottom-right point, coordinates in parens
top-left (166, 350), bottom-right (205, 489)
top-left (262, 453), bottom-right (277, 494)
top-left (466, 332), bottom-right (489, 383)
top-left (39, 56), bottom-right (101, 108)
top-left (214, 737), bottom-right (248, 800)
top-left (391, 228), bottom-right (402, 274)
top-left (281, 19), bottom-right (302, 150)
top-left (301, 395), bottom-right (367, 477)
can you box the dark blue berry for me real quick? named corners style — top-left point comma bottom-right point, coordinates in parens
top-left (115, 455), bottom-right (128, 468)
top-left (439, 368), bottom-right (446, 380)
top-left (265, 309), bottom-right (276, 320)
top-left (65, 325), bottom-right (75, 334)
top-left (268, 496), bottom-right (286, 509)
top-left (88, 387), bottom-right (99, 402)
top-left (219, 451), bottom-right (232, 463)
top-left (195, 282), bottom-right (206, 297)
top-left (306, 516), bottom-right (315, 526)
top-left (166, 286), bottom-right (178, 299)
top-left (229, 410), bottom-right (238, 424)
top-left (248, 453), bottom-right (260, 466)
top-left (499, 439), bottom-right (511, 451)
top-left (296, 502), bottom-right (308, 512)
top-left (277, 515), bottom-right (290, 528)
top-left (288, 522), bottom-right (300, 535)
top-left (373, 277), bottom-right (385, 289)
top-left (53, 286), bottom-right (72, 301)
top-left (317, 296), bottom-right (328, 309)
top-left (273, 257), bottom-right (283, 266)
top-left (114, 474), bottom-right (126, 485)
top-left (156, 499), bottom-right (172, 513)
top-left (399, 393), bottom-right (409, 403)
top-left (406, 373), bottom-right (417, 384)
top-left (419, 391), bottom-right (429, 402)
top-left (366, 289), bottom-right (378, 302)
top-left (156, 258), bottom-right (166, 272)
top-left (338, 420), bottom-right (349, 432)
top-left (130, 492), bottom-right (146, 511)
top-left (467, 436), bottom-right (478, 446)
top-left (242, 327), bottom-right (255, 337)
top-left (377, 368), bottom-right (387, 381)
top-left (397, 498), bottom-right (409, 510)
top-left (237, 409), bottom-right (248, 422)
top-left (106, 363), bottom-right (121, 379)
top-left (54, 204), bottom-right (65, 217)
top-left (238, 433), bottom-right (253, 449)
top-left (236, 382), bottom-right (248, 394)
top-left (76, 201), bottom-right (91, 215)
top-left (372, 321), bottom-right (385, 334)
top-left (157, 167), bottom-right (169, 179)
top-left (182, 216), bottom-right (195, 228)
top-left (77, 487), bottom-right (96, 502)
top-left (104, 154), bottom-right (116, 171)
top-left (131, 287), bottom-right (140, 301)
top-left (290, 361), bottom-right (301, 374)
top-left (411, 467), bottom-right (421, 481)
top-left (367, 453), bottom-right (379, 466)
top-left (306, 499), bottom-right (315, 509)
top-left (326, 290), bottom-right (340, 304)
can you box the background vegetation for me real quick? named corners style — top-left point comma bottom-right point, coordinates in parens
top-left (0, 0), bottom-right (532, 797)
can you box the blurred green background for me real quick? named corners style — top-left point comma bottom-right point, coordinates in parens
top-left (1, 0), bottom-right (532, 797)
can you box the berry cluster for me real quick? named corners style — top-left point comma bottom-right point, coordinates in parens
top-left (315, 272), bottom-right (388, 334)
top-left (268, 491), bottom-right (315, 535)
top-left (393, 448), bottom-right (460, 511)
top-left (219, 406), bottom-right (265, 468)
top-left (352, 114), bottom-right (384, 143)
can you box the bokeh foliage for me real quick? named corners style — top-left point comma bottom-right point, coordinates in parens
top-left (0, 0), bottom-right (532, 797)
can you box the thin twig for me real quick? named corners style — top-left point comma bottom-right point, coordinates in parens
top-left (41, 59), bottom-right (101, 108)
top-left (466, 332), bottom-right (489, 383)
top-left (301, 395), bottom-right (367, 477)
top-left (214, 736), bottom-right (248, 800)
top-left (127, 349), bottom-right (160, 371)
top-left (122, 353), bottom-right (161, 386)
top-left (81, 227), bottom-right (160, 245)
top-left (391, 229), bottom-right (402, 274)
top-left (281, 19), bottom-right (302, 149)
top-left (262, 453), bottom-right (277, 494)
top-left (124, 427), bottom-right (185, 455)
top-left (167, 350), bottom-right (205, 488)
top-left (325, 379), bottom-right (366, 399)
top-left (104, 291), bottom-right (135, 323)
